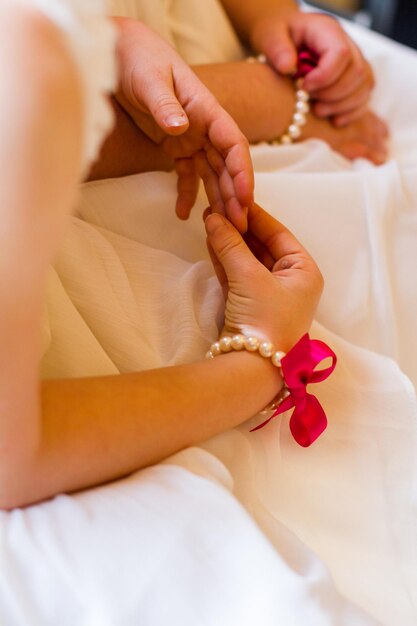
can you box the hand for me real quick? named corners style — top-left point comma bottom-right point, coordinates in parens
top-left (113, 17), bottom-right (253, 233)
top-left (205, 203), bottom-right (323, 351)
top-left (305, 110), bottom-right (389, 165)
top-left (251, 11), bottom-right (375, 127)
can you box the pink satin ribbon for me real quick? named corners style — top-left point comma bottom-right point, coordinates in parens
top-left (251, 334), bottom-right (337, 447)
top-left (295, 46), bottom-right (319, 79)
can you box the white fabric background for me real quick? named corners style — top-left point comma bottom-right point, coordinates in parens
top-left (0, 1), bottom-right (416, 625)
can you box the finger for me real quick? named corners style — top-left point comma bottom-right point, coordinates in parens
top-left (204, 213), bottom-right (259, 284)
top-left (205, 143), bottom-right (248, 234)
top-left (314, 83), bottom-right (371, 119)
top-left (247, 203), bottom-right (311, 265)
top-left (140, 71), bottom-right (190, 136)
top-left (339, 140), bottom-right (387, 165)
top-left (302, 29), bottom-right (352, 93)
top-left (202, 206), bottom-right (212, 222)
top-left (332, 103), bottom-right (371, 127)
top-left (261, 23), bottom-right (298, 75)
top-left (175, 158), bottom-right (200, 220)
top-left (193, 151), bottom-right (225, 216)
top-left (206, 106), bottom-right (254, 209)
top-left (313, 58), bottom-right (372, 107)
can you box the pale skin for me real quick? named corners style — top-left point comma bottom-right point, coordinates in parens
top-left (220, 0), bottom-right (376, 126)
top-left (0, 9), bottom-right (322, 509)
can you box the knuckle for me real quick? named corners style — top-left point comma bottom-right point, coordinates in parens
top-left (337, 42), bottom-right (351, 59)
top-left (308, 262), bottom-right (325, 294)
top-left (153, 92), bottom-right (180, 114)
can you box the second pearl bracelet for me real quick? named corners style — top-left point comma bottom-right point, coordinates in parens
top-left (271, 81), bottom-right (310, 146)
top-left (246, 53), bottom-right (310, 145)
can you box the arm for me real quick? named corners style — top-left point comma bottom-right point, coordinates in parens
top-left (0, 5), bottom-right (83, 499)
top-left (25, 352), bottom-right (279, 509)
top-left (221, 0), bottom-right (375, 127)
top-left (193, 61), bottom-right (388, 164)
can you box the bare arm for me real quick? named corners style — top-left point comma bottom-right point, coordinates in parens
top-left (25, 353), bottom-right (278, 510)
top-left (193, 61), bottom-right (388, 164)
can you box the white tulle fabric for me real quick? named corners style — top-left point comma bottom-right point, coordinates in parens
top-left (0, 2), bottom-right (416, 626)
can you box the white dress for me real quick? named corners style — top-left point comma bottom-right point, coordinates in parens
top-left (0, 2), bottom-right (416, 625)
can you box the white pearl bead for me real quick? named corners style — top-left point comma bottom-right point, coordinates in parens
top-left (211, 342), bottom-right (221, 356)
top-left (296, 89), bottom-right (309, 102)
top-left (288, 124), bottom-right (302, 139)
top-left (231, 335), bottom-right (245, 350)
top-left (293, 112), bottom-right (306, 126)
top-left (272, 351), bottom-right (286, 367)
top-left (219, 336), bottom-right (232, 352)
top-left (280, 134), bottom-right (292, 145)
top-left (295, 100), bottom-right (310, 114)
top-left (244, 336), bottom-right (260, 352)
top-left (257, 53), bottom-right (267, 64)
top-left (259, 341), bottom-right (274, 358)
top-left (295, 100), bottom-right (310, 113)
top-left (205, 350), bottom-right (214, 359)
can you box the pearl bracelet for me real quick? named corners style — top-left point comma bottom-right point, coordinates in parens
top-left (206, 334), bottom-right (290, 415)
top-left (271, 81), bottom-right (310, 146)
top-left (206, 334), bottom-right (286, 371)
top-left (245, 53), bottom-right (310, 146)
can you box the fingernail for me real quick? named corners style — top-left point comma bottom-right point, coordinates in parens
top-left (205, 213), bottom-right (227, 234)
top-left (165, 113), bottom-right (188, 128)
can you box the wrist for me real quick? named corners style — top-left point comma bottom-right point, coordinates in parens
top-left (206, 342), bottom-right (284, 417)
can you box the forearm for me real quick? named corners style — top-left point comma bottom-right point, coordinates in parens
top-left (2, 352), bottom-right (281, 509)
top-left (193, 62), bottom-right (296, 144)
top-left (194, 61), bottom-right (332, 146)
top-left (221, 0), bottom-right (299, 43)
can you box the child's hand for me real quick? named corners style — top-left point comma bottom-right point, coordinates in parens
top-left (205, 203), bottom-right (323, 351)
top-left (251, 11), bottom-right (375, 127)
top-left (113, 17), bottom-right (253, 233)
top-left (305, 109), bottom-right (389, 165)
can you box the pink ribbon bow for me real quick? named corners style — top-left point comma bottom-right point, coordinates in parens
top-left (251, 334), bottom-right (337, 447)
top-left (294, 46), bottom-right (319, 79)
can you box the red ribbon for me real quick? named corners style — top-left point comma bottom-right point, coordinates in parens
top-left (251, 334), bottom-right (337, 447)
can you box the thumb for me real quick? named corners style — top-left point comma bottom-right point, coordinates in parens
top-left (264, 24), bottom-right (298, 75)
top-left (205, 213), bottom-right (257, 283)
top-left (143, 79), bottom-right (189, 136)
